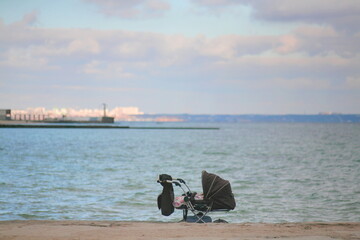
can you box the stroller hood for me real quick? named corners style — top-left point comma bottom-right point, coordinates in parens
top-left (202, 170), bottom-right (236, 210)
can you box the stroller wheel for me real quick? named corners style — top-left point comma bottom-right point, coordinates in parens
top-left (213, 219), bottom-right (228, 223)
top-left (185, 214), bottom-right (212, 223)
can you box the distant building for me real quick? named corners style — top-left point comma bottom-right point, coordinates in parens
top-left (0, 109), bottom-right (11, 120)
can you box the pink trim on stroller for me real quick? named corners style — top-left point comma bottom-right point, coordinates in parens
top-left (173, 193), bottom-right (204, 208)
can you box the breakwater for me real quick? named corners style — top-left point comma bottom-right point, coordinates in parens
top-left (0, 123), bottom-right (219, 130)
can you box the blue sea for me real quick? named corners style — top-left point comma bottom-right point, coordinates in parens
top-left (1, 122), bottom-right (359, 223)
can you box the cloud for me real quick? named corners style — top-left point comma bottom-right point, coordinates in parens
top-left (193, 0), bottom-right (360, 32)
top-left (346, 76), bottom-right (360, 88)
top-left (246, 0), bottom-right (359, 21)
top-left (0, 48), bottom-right (53, 70)
top-left (84, 0), bottom-right (170, 19)
top-left (11, 10), bottom-right (38, 27)
top-left (267, 77), bottom-right (331, 90)
top-left (197, 35), bottom-right (279, 59)
top-left (81, 60), bottom-right (135, 79)
top-left (209, 53), bottom-right (355, 92)
top-left (68, 39), bottom-right (101, 54)
top-left (192, 0), bottom-right (238, 7)
top-left (0, 11), bottom-right (42, 46)
top-left (1, 12), bottom-right (359, 111)
top-left (267, 25), bottom-right (360, 58)
top-left (276, 35), bottom-right (299, 54)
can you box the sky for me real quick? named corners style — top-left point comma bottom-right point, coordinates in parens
top-left (0, 0), bottom-right (360, 114)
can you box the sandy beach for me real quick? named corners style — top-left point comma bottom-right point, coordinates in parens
top-left (0, 221), bottom-right (359, 240)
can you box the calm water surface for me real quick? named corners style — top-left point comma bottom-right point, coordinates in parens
top-left (0, 123), bottom-right (359, 222)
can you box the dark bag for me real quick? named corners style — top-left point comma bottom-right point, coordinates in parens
top-left (157, 174), bottom-right (174, 216)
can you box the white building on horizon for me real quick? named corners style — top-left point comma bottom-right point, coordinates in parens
top-left (11, 106), bottom-right (144, 121)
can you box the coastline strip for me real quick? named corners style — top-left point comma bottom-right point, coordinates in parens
top-left (0, 124), bottom-right (219, 130)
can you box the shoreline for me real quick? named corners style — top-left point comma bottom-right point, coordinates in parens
top-left (0, 221), bottom-right (359, 240)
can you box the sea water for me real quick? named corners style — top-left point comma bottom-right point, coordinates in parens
top-left (0, 122), bottom-right (359, 223)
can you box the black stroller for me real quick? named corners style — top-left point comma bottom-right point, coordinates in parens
top-left (157, 170), bottom-right (236, 223)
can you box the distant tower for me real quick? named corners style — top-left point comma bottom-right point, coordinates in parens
top-left (101, 103), bottom-right (114, 123)
top-left (103, 103), bottom-right (107, 117)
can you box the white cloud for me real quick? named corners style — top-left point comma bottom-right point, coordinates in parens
top-left (84, 0), bottom-right (170, 19)
top-left (269, 77), bottom-right (331, 90)
top-left (81, 60), bottom-right (102, 75)
top-left (197, 35), bottom-right (279, 59)
top-left (1, 12), bottom-right (359, 104)
top-left (192, 0), bottom-right (238, 7)
top-left (81, 60), bottom-right (134, 79)
top-left (146, 0), bottom-right (170, 12)
top-left (275, 35), bottom-right (299, 54)
top-left (346, 76), bottom-right (360, 88)
top-left (68, 39), bottom-right (101, 54)
top-left (0, 48), bottom-right (56, 70)
top-left (291, 25), bottom-right (360, 57)
top-left (193, 0), bottom-right (360, 32)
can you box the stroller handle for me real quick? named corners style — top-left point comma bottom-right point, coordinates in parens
top-left (173, 178), bottom-right (186, 184)
top-left (157, 175), bottom-right (186, 184)
top-left (175, 178), bottom-right (186, 183)
top-left (157, 175), bottom-right (191, 193)
top-left (156, 179), bottom-right (184, 186)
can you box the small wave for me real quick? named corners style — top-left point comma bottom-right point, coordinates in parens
top-left (114, 200), bottom-right (150, 207)
top-left (0, 182), bottom-right (15, 187)
top-left (52, 187), bottom-right (90, 193)
top-left (343, 201), bottom-right (360, 208)
top-left (18, 214), bottom-right (46, 219)
top-left (217, 168), bottom-right (234, 174)
top-left (122, 183), bottom-right (148, 190)
top-left (203, 151), bottom-right (230, 156)
top-left (103, 168), bottom-right (118, 172)
top-left (233, 180), bottom-right (256, 185)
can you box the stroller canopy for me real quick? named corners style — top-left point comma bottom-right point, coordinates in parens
top-left (202, 170), bottom-right (236, 210)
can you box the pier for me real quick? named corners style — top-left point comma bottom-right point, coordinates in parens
top-left (1, 109), bottom-right (219, 129)
top-left (0, 123), bottom-right (219, 130)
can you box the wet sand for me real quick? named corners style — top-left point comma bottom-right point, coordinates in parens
top-left (0, 221), bottom-right (359, 240)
